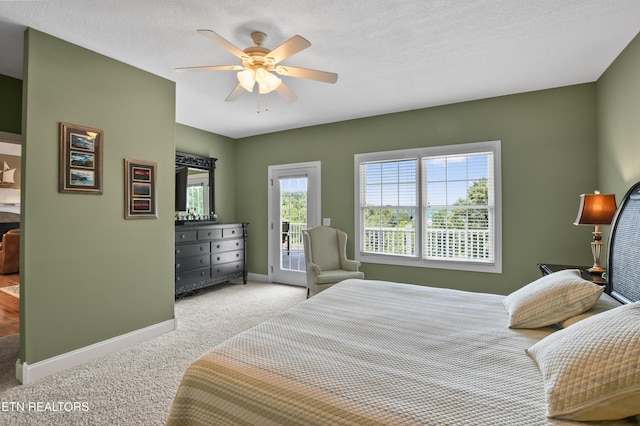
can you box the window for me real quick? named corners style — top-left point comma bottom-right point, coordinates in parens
top-left (360, 159), bottom-right (418, 257)
top-left (355, 141), bottom-right (501, 273)
top-left (186, 183), bottom-right (205, 216)
top-left (185, 170), bottom-right (209, 217)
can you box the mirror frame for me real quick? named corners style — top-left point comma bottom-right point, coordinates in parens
top-left (175, 151), bottom-right (217, 216)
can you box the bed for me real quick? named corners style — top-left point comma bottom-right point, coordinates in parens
top-left (167, 183), bottom-right (640, 426)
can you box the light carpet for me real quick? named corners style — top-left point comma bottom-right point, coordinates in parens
top-left (0, 281), bottom-right (305, 425)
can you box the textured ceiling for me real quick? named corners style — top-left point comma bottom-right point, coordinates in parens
top-left (1, 1), bottom-right (639, 139)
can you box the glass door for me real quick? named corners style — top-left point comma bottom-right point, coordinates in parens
top-left (269, 162), bottom-right (320, 286)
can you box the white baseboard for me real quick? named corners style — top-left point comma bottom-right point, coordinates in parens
top-left (17, 318), bottom-right (176, 384)
top-left (251, 273), bottom-right (306, 288)
top-left (247, 272), bottom-right (269, 282)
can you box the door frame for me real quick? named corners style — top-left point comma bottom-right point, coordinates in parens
top-left (267, 161), bottom-right (321, 285)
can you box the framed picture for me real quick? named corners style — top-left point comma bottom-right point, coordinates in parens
top-left (125, 158), bottom-right (157, 219)
top-left (59, 122), bottom-right (103, 194)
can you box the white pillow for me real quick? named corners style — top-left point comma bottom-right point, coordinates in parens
top-left (503, 269), bottom-right (603, 328)
top-left (559, 292), bottom-right (622, 328)
top-left (526, 302), bottom-right (640, 421)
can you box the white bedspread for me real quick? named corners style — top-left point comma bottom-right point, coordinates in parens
top-left (167, 279), bottom-right (635, 425)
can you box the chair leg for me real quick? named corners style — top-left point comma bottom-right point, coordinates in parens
top-left (306, 287), bottom-right (310, 299)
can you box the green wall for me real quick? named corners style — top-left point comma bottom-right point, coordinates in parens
top-left (597, 32), bottom-right (640, 198)
top-left (21, 29), bottom-right (176, 364)
top-left (175, 124), bottom-right (236, 223)
top-left (236, 85), bottom-right (599, 295)
top-left (0, 73), bottom-right (22, 133)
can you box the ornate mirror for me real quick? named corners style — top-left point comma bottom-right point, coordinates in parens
top-left (175, 152), bottom-right (217, 222)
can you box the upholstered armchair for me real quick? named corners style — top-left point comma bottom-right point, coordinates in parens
top-left (0, 228), bottom-right (20, 275)
top-left (302, 226), bottom-right (364, 297)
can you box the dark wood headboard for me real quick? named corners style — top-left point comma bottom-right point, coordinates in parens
top-left (607, 181), bottom-right (640, 304)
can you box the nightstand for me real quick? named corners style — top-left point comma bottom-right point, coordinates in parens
top-left (537, 263), bottom-right (606, 286)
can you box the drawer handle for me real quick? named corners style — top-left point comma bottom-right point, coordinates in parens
top-left (216, 269), bottom-right (220, 273)
top-left (176, 277), bottom-right (181, 281)
top-left (236, 264), bottom-right (239, 269)
top-left (200, 259), bottom-right (205, 264)
top-left (176, 263), bottom-right (181, 269)
top-left (231, 230), bottom-right (236, 234)
top-left (200, 246), bottom-right (205, 251)
top-left (200, 271), bottom-right (206, 276)
top-left (236, 253), bottom-right (239, 258)
top-left (216, 244), bottom-right (220, 249)
top-left (217, 257), bottom-right (221, 261)
top-left (176, 249), bottom-right (181, 255)
top-left (180, 234), bottom-right (186, 239)
top-left (235, 242), bottom-right (239, 247)
top-left (208, 232), bottom-right (212, 236)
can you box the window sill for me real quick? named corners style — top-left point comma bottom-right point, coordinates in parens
top-left (357, 252), bottom-right (502, 274)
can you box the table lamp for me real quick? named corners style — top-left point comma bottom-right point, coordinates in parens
top-left (574, 190), bottom-right (617, 274)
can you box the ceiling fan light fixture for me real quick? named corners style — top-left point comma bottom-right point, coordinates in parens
top-left (256, 67), bottom-right (281, 94)
top-left (237, 68), bottom-right (255, 92)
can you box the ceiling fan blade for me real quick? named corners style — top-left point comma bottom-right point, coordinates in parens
top-left (175, 65), bottom-right (244, 73)
top-left (225, 83), bottom-right (246, 102)
top-left (266, 35), bottom-right (311, 64)
top-left (275, 66), bottom-right (338, 84)
top-left (197, 29), bottom-right (247, 60)
top-left (275, 82), bottom-right (297, 102)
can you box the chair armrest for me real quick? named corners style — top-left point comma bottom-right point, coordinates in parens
top-left (306, 262), bottom-right (321, 275)
top-left (341, 259), bottom-right (361, 271)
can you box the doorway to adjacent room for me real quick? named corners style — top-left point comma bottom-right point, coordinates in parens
top-left (0, 273), bottom-right (19, 337)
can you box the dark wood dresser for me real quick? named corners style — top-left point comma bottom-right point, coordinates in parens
top-left (175, 222), bottom-right (248, 297)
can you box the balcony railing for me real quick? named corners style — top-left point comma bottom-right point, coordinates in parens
top-left (363, 227), bottom-right (491, 261)
top-left (281, 224), bottom-right (491, 262)
top-left (363, 227), bottom-right (416, 256)
top-left (282, 221), bottom-right (306, 251)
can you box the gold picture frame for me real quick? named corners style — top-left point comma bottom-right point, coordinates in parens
top-left (124, 158), bottom-right (157, 219)
top-left (59, 122), bottom-right (103, 194)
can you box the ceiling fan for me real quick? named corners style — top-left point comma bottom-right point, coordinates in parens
top-left (176, 30), bottom-right (338, 102)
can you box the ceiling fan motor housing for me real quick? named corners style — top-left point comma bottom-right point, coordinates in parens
top-left (250, 31), bottom-right (268, 46)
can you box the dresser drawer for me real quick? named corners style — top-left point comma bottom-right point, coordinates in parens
top-left (175, 254), bottom-right (210, 272)
top-left (175, 242), bottom-right (209, 258)
top-left (211, 250), bottom-right (243, 265)
top-left (212, 238), bottom-right (242, 253)
top-left (175, 267), bottom-right (211, 286)
top-left (197, 228), bottom-right (223, 241)
top-left (221, 226), bottom-right (243, 239)
top-left (212, 261), bottom-right (244, 277)
top-left (175, 230), bottom-right (197, 243)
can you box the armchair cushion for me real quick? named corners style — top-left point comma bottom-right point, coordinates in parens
top-left (314, 269), bottom-right (365, 285)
